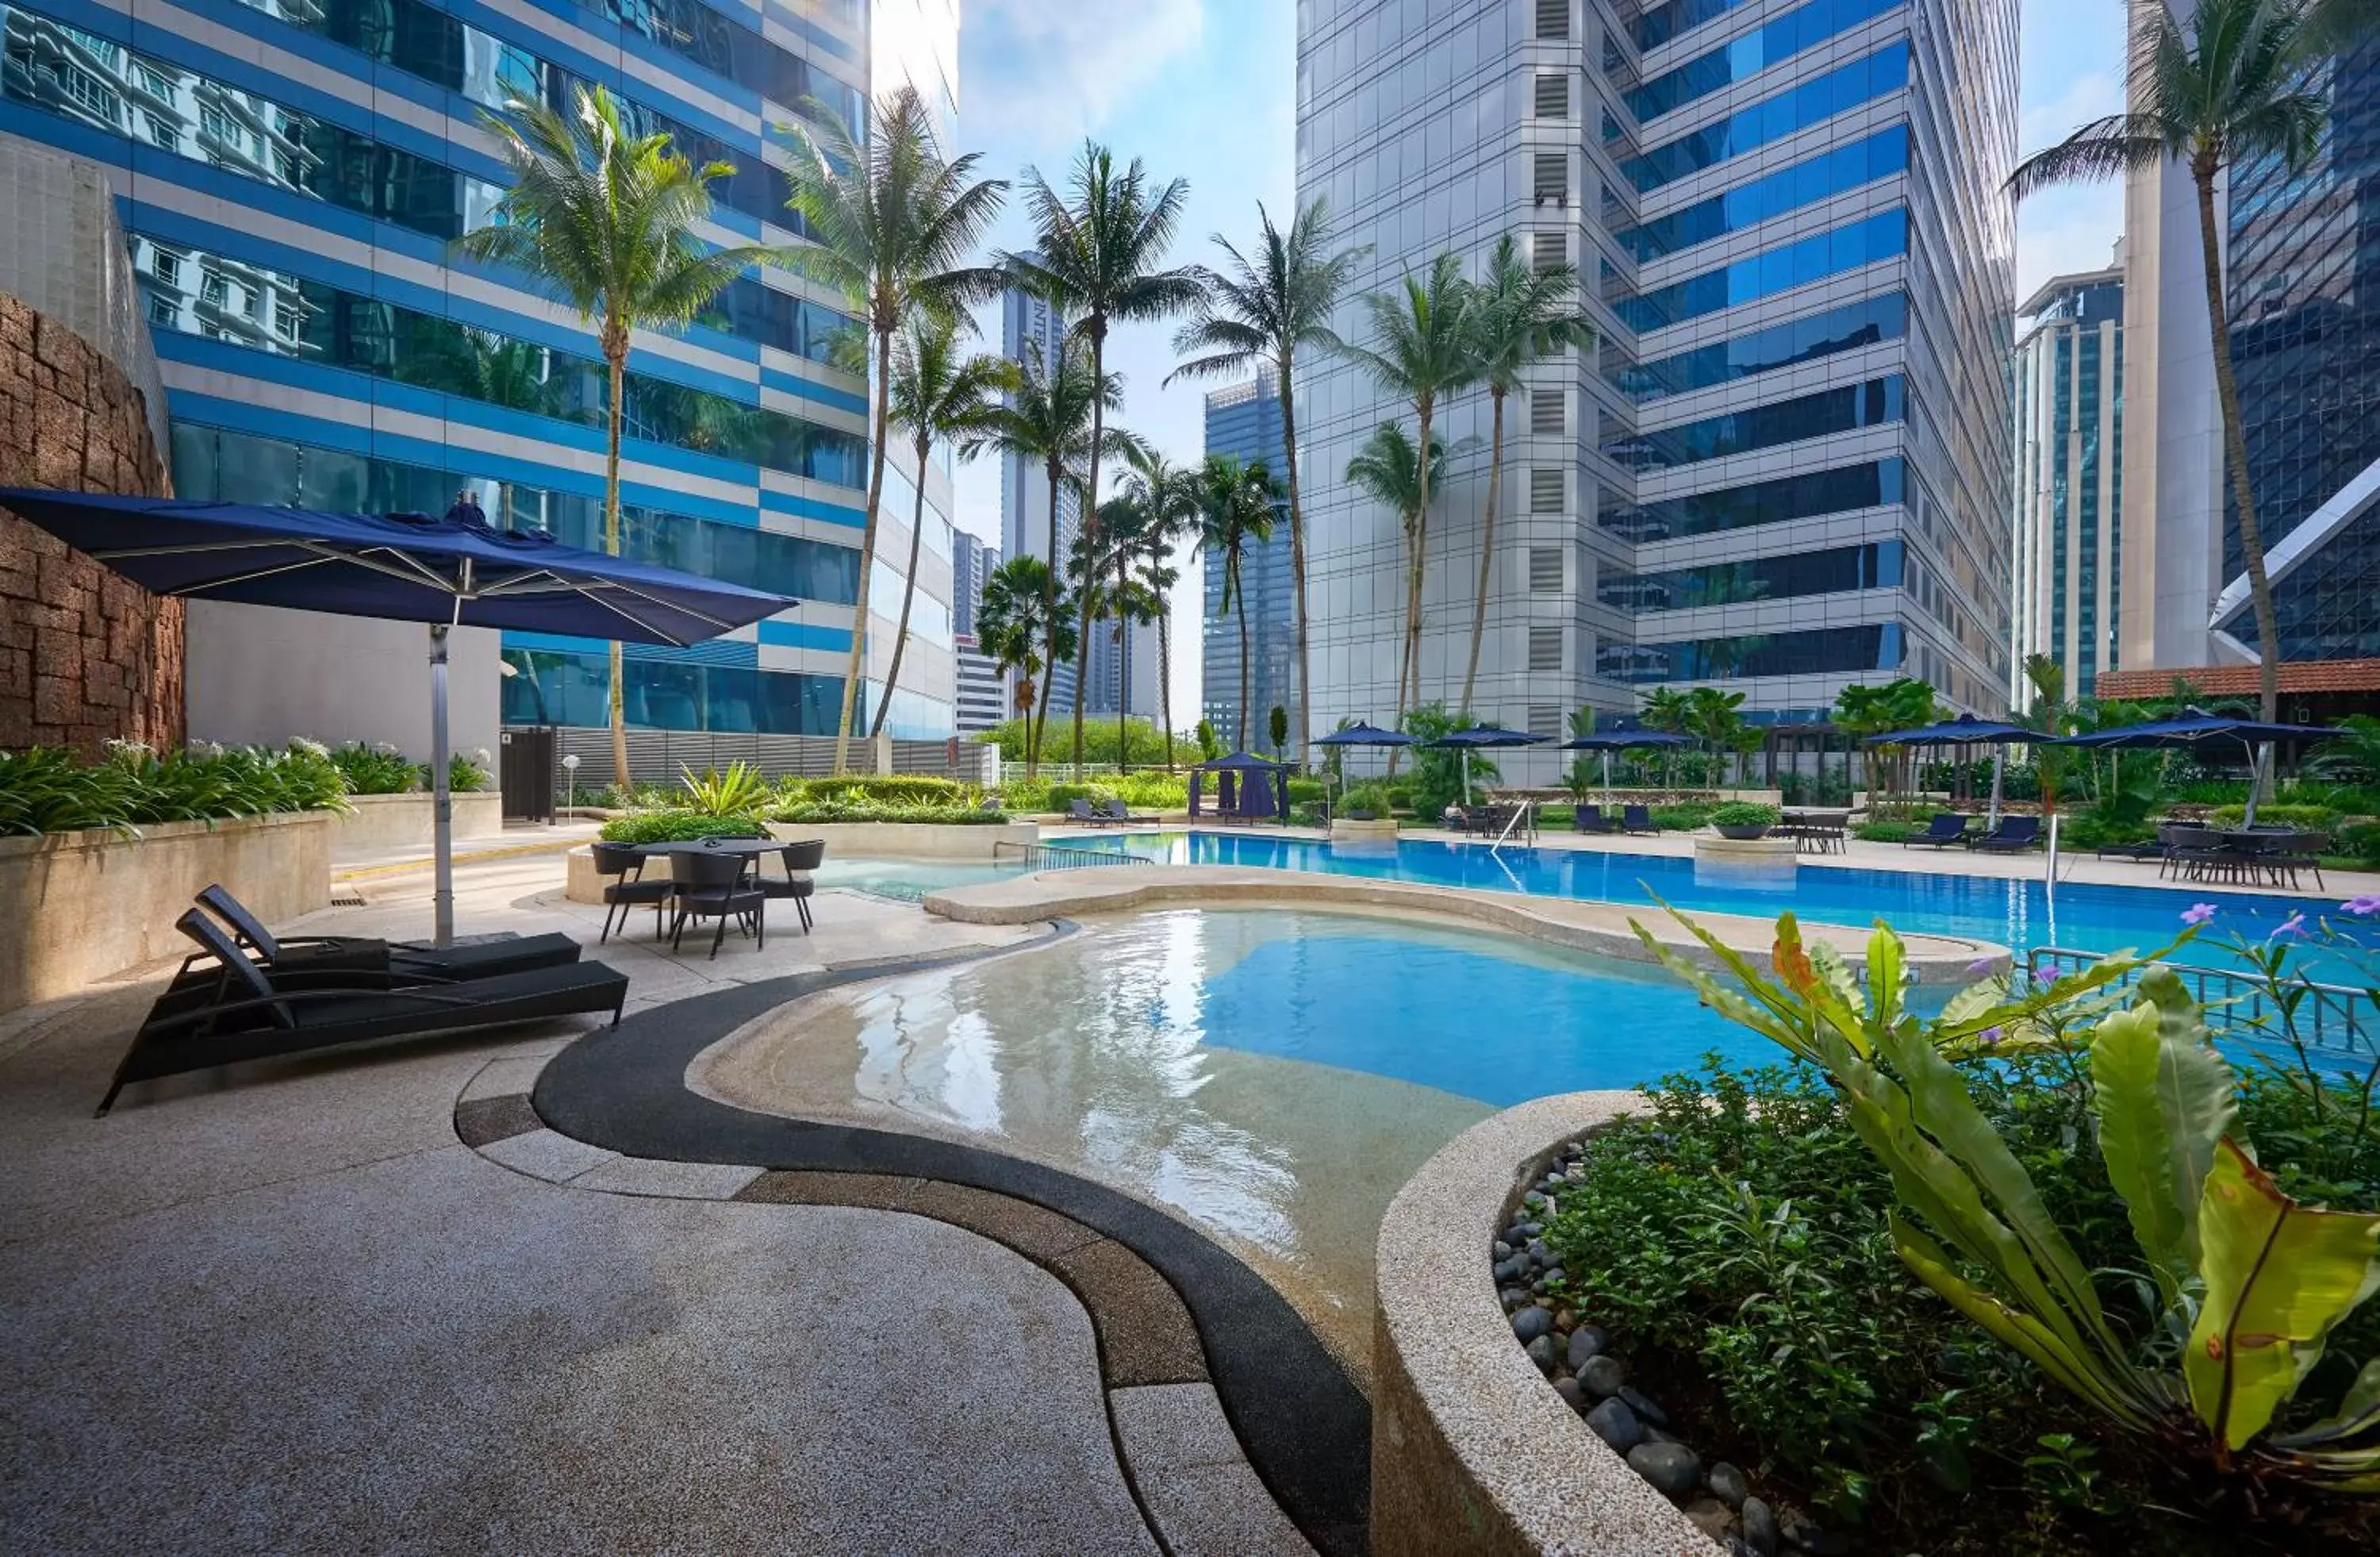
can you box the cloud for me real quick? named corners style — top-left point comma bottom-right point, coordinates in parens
top-left (2018, 186), bottom-right (2125, 310)
top-left (2019, 68), bottom-right (2125, 155)
top-left (963, 0), bottom-right (1207, 143)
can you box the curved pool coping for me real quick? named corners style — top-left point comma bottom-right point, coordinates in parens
top-left (1372, 1092), bottom-right (1718, 1557)
top-left (512, 927), bottom-right (1369, 1557)
top-left (920, 864), bottom-right (2005, 982)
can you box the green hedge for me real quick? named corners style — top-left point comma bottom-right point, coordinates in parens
top-left (791, 774), bottom-right (964, 805)
top-left (1853, 820), bottom-right (1918, 843)
top-left (1651, 802), bottom-right (1714, 831)
top-left (769, 799), bottom-right (1007, 825)
top-left (597, 809), bottom-right (770, 844)
top-left (2209, 802), bottom-right (2340, 830)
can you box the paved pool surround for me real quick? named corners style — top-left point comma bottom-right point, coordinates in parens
top-left (1373, 1093), bottom-right (1718, 1556)
top-left (922, 863), bottom-right (2006, 982)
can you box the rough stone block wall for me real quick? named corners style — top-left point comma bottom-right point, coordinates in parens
top-left (0, 291), bottom-right (183, 759)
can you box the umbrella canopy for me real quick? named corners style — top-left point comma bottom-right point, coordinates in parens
top-left (1313, 721), bottom-right (1420, 748)
top-left (1426, 725), bottom-right (1549, 749)
top-left (1556, 730), bottom-right (1693, 750)
top-left (1197, 751), bottom-right (1292, 771)
top-left (2046, 707), bottom-right (2339, 830)
top-left (0, 491), bottom-right (789, 643)
top-left (1864, 713), bottom-right (2049, 748)
top-left (0, 490), bottom-right (795, 944)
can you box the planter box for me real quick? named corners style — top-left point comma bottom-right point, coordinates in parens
top-left (1694, 832), bottom-right (1797, 891)
top-left (332, 791), bottom-right (503, 852)
top-left (1329, 817), bottom-right (1399, 844)
top-left (562, 819), bottom-right (1041, 904)
top-left (0, 811), bottom-right (333, 1012)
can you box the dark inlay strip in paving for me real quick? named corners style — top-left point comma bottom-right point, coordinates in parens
top-left (452, 1093), bottom-right (540, 1148)
top-left (526, 940), bottom-right (1372, 1557)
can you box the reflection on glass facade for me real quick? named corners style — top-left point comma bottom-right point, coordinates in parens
top-left (501, 647), bottom-right (844, 734)
top-left (1292, 0), bottom-right (2010, 755)
top-left (168, 421), bottom-right (860, 606)
top-left (131, 234), bottom-right (863, 482)
top-left (0, 6), bottom-right (829, 355)
top-left (2216, 38), bottom-right (2380, 660)
top-left (1615, 294), bottom-right (1906, 402)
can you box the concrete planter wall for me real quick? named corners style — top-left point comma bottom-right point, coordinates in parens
top-left (1372, 1093), bottom-right (1716, 1557)
top-left (0, 811), bottom-right (333, 1012)
top-left (331, 791), bottom-right (502, 851)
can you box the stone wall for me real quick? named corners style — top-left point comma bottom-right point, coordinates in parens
top-left (0, 291), bottom-right (183, 759)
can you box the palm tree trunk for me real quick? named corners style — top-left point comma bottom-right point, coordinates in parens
top-left (1278, 356), bottom-right (1311, 770)
top-left (1035, 456), bottom-right (1062, 780)
top-left (603, 338), bottom-right (629, 790)
top-left (834, 324), bottom-right (895, 775)
top-left (1460, 386), bottom-right (1506, 716)
top-left (1073, 324), bottom-right (1110, 778)
top-left (1157, 604), bottom-right (1176, 771)
top-left (2194, 160), bottom-right (2282, 721)
top-left (1236, 562), bottom-right (1253, 752)
top-left (1409, 394), bottom-right (1434, 717)
top-left (1115, 553), bottom-right (1130, 771)
top-left (869, 432), bottom-right (932, 737)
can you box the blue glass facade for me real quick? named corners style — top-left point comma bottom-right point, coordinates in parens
top-left (1611, 129), bottom-right (1907, 261)
top-left (1200, 378), bottom-right (1297, 748)
top-left (0, 0), bottom-right (951, 738)
top-left (1613, 209), bottom-right (1905, 330)
top-left (1618, 44), bottom-right (1910, 192)
top-left (1615, 294), bottom-right (1906, 402)
top-left (1624, 0), bottom-right (1902, 122)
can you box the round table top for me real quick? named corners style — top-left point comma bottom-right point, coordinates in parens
top-left (634, 836), bottom-right (793, 855)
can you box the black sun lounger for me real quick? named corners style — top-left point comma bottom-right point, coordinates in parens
top-left (100, 911), bottom-right (628, 1116)
top-left (169, 883), bottom-right (582, 999)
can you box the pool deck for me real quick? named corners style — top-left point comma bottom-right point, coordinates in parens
top-left (1, 850), bottom-right (1337, 1557)
top-left (924, 862), bottom-right (2007, 982)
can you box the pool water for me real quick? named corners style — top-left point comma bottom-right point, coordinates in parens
top-left (811, 858), bottom-right (1018, 902)
top-left (1067, 830), bottom-right (2358, 976)
top-left (696, 907), bottom-right (1745, 1370)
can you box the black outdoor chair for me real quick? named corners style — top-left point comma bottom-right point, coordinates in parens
top-left (591, 842), bottom-right (674, 943)
top-left (2257, 830), bottom-right (2328, 891)
top-left (1100, 798), bottom-right (1133, 822)
top-left (102, 910), bottom-right (628, 1116)
top-left (1573, 804), bottom-right (1614, 833)
top-left (1967, 815), bottom-right (2043, 852)
top-left (669, 848), bottom-right (766, 959)
top-left (154, 883), bottom-right (583, 1018)
top-left (2158, 822), bottom-right (2219, 880)
top-left (1622, 805), bottom-right (1658, 835)
top-left (1069, 798), bottom-right (1122, 827)
top-left (1906, 813), bottom-right (1970, 848)
top-left (758, 838), bottom-right (825, 933)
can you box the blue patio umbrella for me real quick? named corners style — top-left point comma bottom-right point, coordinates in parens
top-left (1865, 713), bottom-right (2051, 828)
top-left (1193, 751), bottom-right (1292, 821)
top-left (0, 490), bottom-right (795, 942)
top-left (1314, 721), bottom-right (1419, 811)
top-left (1557, 729), bottom-right (1692, 798)
top-left (2046, 707), bottom-right (2338, 828)
top-left (1426, 726), bottom-right (1550, 805)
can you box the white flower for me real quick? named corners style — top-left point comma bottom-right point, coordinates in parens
top-left (186, 739), bottom-right (223, 759)
top-left (374, 741), bottom-right (400, 755)
top-left (473, 748), bottom-right (492, 767)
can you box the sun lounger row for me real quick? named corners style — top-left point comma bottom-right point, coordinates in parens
top-left (1068, 798), bottom-right (1134, 825)
top-left (1902, 813), bottom-right (2042, 852)
top-left (1572, 804), bottom-right (1660, 835)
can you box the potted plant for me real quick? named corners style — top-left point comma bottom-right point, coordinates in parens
top-left (1710, 801), bottom-right (1779, 840)
top-left (1340, 781), bottom-right (1391, 822)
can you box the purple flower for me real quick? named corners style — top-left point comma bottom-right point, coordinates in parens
top-left (2033, 964), bottom-right (2059, 986)
top-left (1967, 955), bottom-right (1997, 977)
top-left (1979, 1026), bottom-right (2005, 1046)
top-left (2270, 912), bottom-right (2307, 940)
top-left (2344, 894), bottom-right (2380, 917)
top-left (2181, 903), bottom-right (2218, 926)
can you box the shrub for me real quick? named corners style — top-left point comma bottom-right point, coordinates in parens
top-left (768, 799), bottom-right (1007, 825)
top-left (2332, 821), bottom-right (2380, 866)
top-left (2210, 802), bottom-right (2340, 831)
top-left (796, 774), bottom-right (964, 805)
top-left (331, 742), bottom-right (415, 795)
top-left (419, 751), bottom-right (491, 794)
top-left (0, 740), bottom-right (351, 836)
top-left (1710, 801), bottom-right (1779, 828)
top-left (1651, 802), bottom-right (1714, 830)
top-left (589, 782), bottom-right (675, 809)
top-left (1853, 819), bottom-right (1917, 843)
top-left (1339, 781), bottom-right (1395, 817)
top-left (597, 809), bottom-right (768, 844)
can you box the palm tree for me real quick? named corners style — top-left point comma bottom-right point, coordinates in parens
top-left (1337, 252), bottom-right (1480, 711)
top-left (976, 556), bottom-right (1075, 766)
top-left (1006, 145), bottom-right (1207, 772)
top-left (1639, 686), bottom-right (1692, 790)
top-left (781, 84), bottom-right (1007, 773)
top-left (1684, 686), bottom-right (1749, 792)
top-left (457, 85), bottom-right (782, 789)
top-left (1167, 198), bottom-right (1367, 767)
top-left (1457, 234), bottom-right (1594, 715)
top-left (980, 335), bottom-right (1124, 775)
top-left (2010, 0), bottom-right (2351, 720)
top-left (1113, 444), bottom-right (1201, 769)
top-left (1192, 455), bottom-right (1280, 751)
top-left (872, 315), bottom-right (1016, 736)
top-left (2023, 653), bottom-right (2072, 822)
top-left (1342, 421), bottom-right (1448, 744)
top-left (1081, 493), bottom-right (1170, 770)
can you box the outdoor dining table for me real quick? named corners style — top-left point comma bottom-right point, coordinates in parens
top-left (633, 837), bottom-right (789, 860)
top-left (1779, 809), bottom-right (1850, 855)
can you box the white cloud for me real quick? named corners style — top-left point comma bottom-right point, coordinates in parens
top-left (2019, 68), bottom-right (2125, 156)
top-left (963, 0), bottom-right (1207, 142)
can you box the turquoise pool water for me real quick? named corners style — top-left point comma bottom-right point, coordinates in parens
top-left (1066, 830), bottom-right (2361, 976)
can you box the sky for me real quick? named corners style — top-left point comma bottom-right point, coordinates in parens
top-left (945, 0), bottom-right (2128, 722)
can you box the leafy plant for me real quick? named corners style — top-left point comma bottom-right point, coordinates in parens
top-left (1651, 802), bottom-right (1714, 830)
top-left (679, 760), bottom-right (770, 817)
top-left (420, 751), bottom-right (491, 794)
top-left (1633, 907), bottom-right (2380, 1491)
top-left (797, 774), bottom-right (965, 805)
top-left (596, 809), bottom-right (768, 844)
top-left (1855, 819), bottom-right (1919, 843)
top-left (2210, 802), bottom-right (2340, 831)
top-left (1711, 802), bottom-right (1780, 828)
top-left (331, 742), bottom-right (416, 795)
top-left (768, 798), bottom-right (1007, 825)
top-left (1339, 780), bottom-right (1395, 817)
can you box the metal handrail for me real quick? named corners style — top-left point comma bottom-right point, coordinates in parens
top-left (992, 841), bottom-right (1154, 872)
top-left (2025, 945), bottom-right (2374, 1055)
top-left (1489, 799), bottom-right (1537, 852)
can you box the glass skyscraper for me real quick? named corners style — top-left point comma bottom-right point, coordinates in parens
top-left (2013, 261), bottom-right (2122, 697)
top-left (0, 0), bottom-right (963, 740)
top-left (1296, 0), bottom-right (2016, 775)
top-left (1200, 376), bottom-right (1296, 751)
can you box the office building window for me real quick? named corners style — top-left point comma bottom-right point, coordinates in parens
top-left (1528, 704), bottom-right (1565, 738)
top-left (1615, 210), bottom-right (1906, 332)
top-left (1534, 232), bottom-right (1568, 275)
top-left (1537, 0), bottom-right (1570, 40)
top-left (1534, 153), bottom-right (1568, 206)
top-left (1600, 377), bottom-right (1903, 471)
top-left (1530, 468), bottom-right (1564, 511)
top-left (1535, 74), bottom-right (1570, 118)
top-left (1532, 390), bottom-right (1566, 435)
top-left (1528, 626), bottom-right (1565, 671)
top-left (1530, 548), bottom-right (1564, 591)
top-left (1619, 44), bottom-right (1910, 193)
top-left (1614, 294), bottom-right (1906, 402)
top-left (1597, 458), bottom-right (1902, 540)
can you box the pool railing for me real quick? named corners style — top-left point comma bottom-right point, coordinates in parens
top-left (2025, 945), bottom-right (2374, 1056)
top-left (993, 841), bottom-right (1157, 873)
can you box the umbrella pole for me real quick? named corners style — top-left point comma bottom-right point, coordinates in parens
top-left (2244, 740), bottom-right (2269, 829)
top-left (1461, 750), bottom-right (1472, 808)
top-left (1602, 750), bottom-right (1612, 802)
top-left (429, 625), bottom-right (454, 948)
top-left (1987, 746), bottom-right (2005, 830)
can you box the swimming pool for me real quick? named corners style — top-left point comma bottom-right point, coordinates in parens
top-left (693, 907), bottom-right (1754, 1370)
top-left (1066, 830), bottom-right (2353, 974)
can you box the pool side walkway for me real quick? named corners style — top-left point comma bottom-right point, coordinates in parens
top-left (0, 853), bottom-right (1328, 1557)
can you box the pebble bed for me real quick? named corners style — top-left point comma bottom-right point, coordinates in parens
top-left (1495, 1136), bottom-right (1844, 1557)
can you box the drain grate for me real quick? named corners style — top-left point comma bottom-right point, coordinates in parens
top-left (329, 888), bottom-right (367, 907)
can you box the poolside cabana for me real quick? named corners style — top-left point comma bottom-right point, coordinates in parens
top-left (1189, 752), bottom-right (1292, 825)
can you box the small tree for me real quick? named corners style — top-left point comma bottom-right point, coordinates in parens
top-left (1269, 704), bottom-right (1289, 758)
